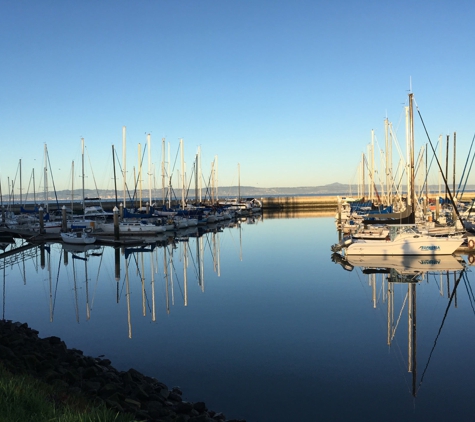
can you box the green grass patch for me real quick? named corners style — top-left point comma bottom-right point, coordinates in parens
top-left (0, 363), bottom-right (134, 422)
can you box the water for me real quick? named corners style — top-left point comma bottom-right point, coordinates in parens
top-left (2, 215), bottom-right (475, 422)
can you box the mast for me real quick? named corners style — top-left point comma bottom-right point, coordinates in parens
top-left (445, 134), bottom-right (449, 203)
top-left (122, 126), bottom-right (127, 209)
top-left (71, 161), bottom-right (74, 213)
top-left (180, 138), bottom-right (185, 209)
top-left (405, 106), bottom-right (411, 209)
top-left (81, 138), bottom-right (85, 213)
top-left (147, 133), bottom-right (152, 206)
top-left (112, 145), bottom-right (118, 207)
top-left (19, 159), bottom-right (22, 206)
top-left (453, 131), bottom-right (456, 197)
top-left (195, 152), bottom-right (199, 203)
top-left (161, 138), bottom-right (166, 206)
top-left (138, 143), bottom-right (142, 209)
top-left (409, 93), bottom-right (415, 219)
top-left (362, 153), bottom-right (365, 200)
top-left (371, 129), bottom-right (374, 203)
top-left (44, 144), bottom-right (49, 213)
top-left (238, 163), bottom-right (241, 202)
top-left (215, 155), bottom-right (219, 202)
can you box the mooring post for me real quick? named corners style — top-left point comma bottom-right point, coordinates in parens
top-left (39, 207), bottom-right (44, 234)
top-left (113, 206), bottom-right (120, 240)
top-left (62, 205), bottom-right (67, 232)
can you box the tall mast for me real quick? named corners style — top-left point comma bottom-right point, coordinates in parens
top-left (180, 138), bottom-right (185, 209)
top-left (195, 151), bottom-right (199, 203)
top-left (215, 155), bottom-right (219, 202)
top-left (405, 106), bottom-right (411, 208)
top-left (19, 159), bottom-right (22, 206)
top-left (371, 129), bottom-right (374, 202)
top-left (238, 163), bottom-right (241, 202)
top-left (147, 133), bottom-right (152, 206)
top-left (409, 93), bottom-right (415, 217)
top-left (122, 126), bottom-right (127, 209)
top-left (44, 144), bottom-right (49, 213)
top-left (81, 138), bottom-right (85, 212)
top-left (453, 131), bottom-right (456, 196)
top-left (112, 145), bottom-right (118, 207)
top-left (138, 143), bottom-right (142, 209)
top-left (162, 138), bottom-right (166, 206)
top-left (71, 161), bottom-right (74, 213)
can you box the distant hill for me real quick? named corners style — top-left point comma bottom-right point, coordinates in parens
top-left (39, 182), bottom-right (475, 202)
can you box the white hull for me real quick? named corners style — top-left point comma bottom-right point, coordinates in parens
top-left (346, 234), bottom-right (463, 256)
top-left (61, 231), bottom-right (96, 245)
top-left (96, 222), bottom-right (166, 234)
top-left (346, 254), bottom-right (464, 273)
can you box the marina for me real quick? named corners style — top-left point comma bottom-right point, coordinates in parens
top-left (2, 213), bottom-right (475, 421)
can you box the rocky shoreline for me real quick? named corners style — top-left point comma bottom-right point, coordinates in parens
top-left (0, 319), bottom-right (245, 422)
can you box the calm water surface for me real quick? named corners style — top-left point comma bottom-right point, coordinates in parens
top-left (2, 214), bottom-right (475, 422)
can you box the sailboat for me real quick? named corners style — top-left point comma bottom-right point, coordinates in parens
top-left (333, 93), bottom-right (464, 257)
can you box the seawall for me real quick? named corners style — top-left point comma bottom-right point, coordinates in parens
top-left (260, 195), bottom-right (338, 211)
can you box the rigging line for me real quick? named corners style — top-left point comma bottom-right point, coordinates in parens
top-left (187, 243), bottom-right (199, 279)
top-left (416, 269), bottom-right (465, 394)
top-left (419, 141), bottom-right (440, 195)
top-left (463, 276), bottom-right (475, 316)
top-left (52, 249), bottom-right (63, 320)
top-left (46, 148), bottom-right (61, 210)
top-left (84, 146), bottom-right (101, 199)
top-left (391, 292), bottom-right (409, 342)
top-left (457, 133), bottom-right (475, 197)
top-left (184, 164), bottom-right (196, 203)
top-left (113, 147), bottom-right (135, 204)
top-left (90, 247), bottom-right (105, 312)
top-left (169, 254), bottom-right (185, 302)
top-left (460, 145), bottom-right (475, 200)
top-left (414, 98), bottom-right (464, 226)
top-left (130, 143), bottom-right (148, 204)
top-left (464, 271), bottom-right (475, 304)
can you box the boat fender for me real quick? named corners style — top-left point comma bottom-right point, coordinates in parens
top-left (469, 254), bottom-right (475, 265)
top-left (468, 239), bottom-right (475, 249)
top-left (385, 235), bottom-right (390, 242)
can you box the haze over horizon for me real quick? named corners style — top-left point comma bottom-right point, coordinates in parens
top-left (2, 1), bottom-right (475, 194)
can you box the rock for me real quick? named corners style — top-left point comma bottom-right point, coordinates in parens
top-left (0, 319), bottom-right (246, 422)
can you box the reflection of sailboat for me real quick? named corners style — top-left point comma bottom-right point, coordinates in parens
top-left (342, 250), bottom-right (466, 398)
top-left (346, 254), bottom-right (465, 276)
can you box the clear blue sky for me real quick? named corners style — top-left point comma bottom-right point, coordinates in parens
top-left (1, 0), bottom-right (475, 196)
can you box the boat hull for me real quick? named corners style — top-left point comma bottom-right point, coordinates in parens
top-left (346, 235), bottom-right (463, 256)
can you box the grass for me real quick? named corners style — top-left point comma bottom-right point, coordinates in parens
top-left (0, 363), bottom-right (135, 422)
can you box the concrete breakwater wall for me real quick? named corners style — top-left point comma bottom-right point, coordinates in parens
top-left (260, 195), bottom-right (338, 211)
top-left (3, 196), bottom-right (340, 214)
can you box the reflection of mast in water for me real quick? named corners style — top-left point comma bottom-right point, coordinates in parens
top-left (71, 253), bottom-right (80, 323)
top-left (197, 234), bottom-right (204, 290)
top-left (125, 254), bottom-right (132, 338)
top-left (164, 245), bottom-right (170, 315)
top-left (183, 242), bottom-right (188, 307)
top-left (212, 231), bottom-right (221, 278)
top-left (115, 248), bottom-right (120, 303)
top-left (2, 259), bottom-right (5, 320)
top-left (408, 282), bottom-right (416, 396)
top-left (370, 273), bottom-right (376, 308)
top-left (151, 247), bottom-right (156, 322)
top-left (141, 252), bottom-right (146, 316)
top-left (47, 247), bottom-right (53, 322)
top-left (85, 250), bottom-right (90, 321)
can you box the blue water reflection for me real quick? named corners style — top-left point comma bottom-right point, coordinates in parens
top-left (2, 215), bottom-right (475, 421)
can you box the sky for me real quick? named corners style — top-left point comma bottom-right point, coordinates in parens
top-left (1, 0), bottom-right (475, 196)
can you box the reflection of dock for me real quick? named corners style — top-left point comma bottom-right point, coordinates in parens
top-left (0, 242), bottom-right (38, 270)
